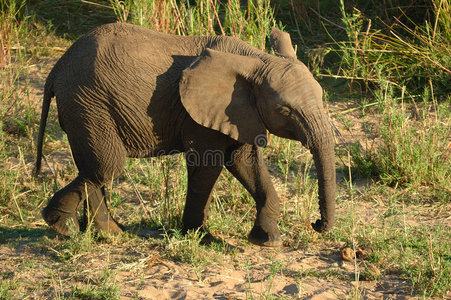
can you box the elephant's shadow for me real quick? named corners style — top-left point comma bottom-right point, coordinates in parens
top-left (0, 226), bottom-right (59, 258)
top-left (127, 224), bottom-right (244, 253)
top-left (0, 226), bottom-right (59, 244)
top-left (0, 224), bottom-right (242, 255)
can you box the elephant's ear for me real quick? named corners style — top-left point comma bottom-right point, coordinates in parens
top-left (180, 48), bottom-right (267, 146)
top-left (270, 27), bottom-right (296, 58)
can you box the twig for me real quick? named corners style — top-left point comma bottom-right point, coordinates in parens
top-left (309, 8), bottom-right (347, 31)
top-left (328, 117), bottom-right (355, 170)
top-left (43, 154), bottom-right (63, 187)
top-left (331, 102), bottom-right (379, 115)
top-left (336, 46), bottom-right (417, 54)
top-left (432, 0), bottom-right (443, 40)
top-left (12, 195), bottom-right (24, 223)
top-left (290, 0), bottom-right (305, 45)
top-left (124, 168), bottom-right (151, 219)
top-left (50, 46), bottom-right (67, 52)
top-left (318, 73), bottom-right (381, 82)
top-left (328, 117), bottom-right (350, 152)
top-left (390, 30), bottom-right (451, 74)
top-left (123, 275), bottom-right (154, 284)
top-left (80, 0), bottom-right (111, 9)
top-left (210, 0), bottom-right (224, 35)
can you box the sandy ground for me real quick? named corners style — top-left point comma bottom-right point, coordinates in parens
top-left (0, 234), bottom-right (415, 299)
top-left (115, 246), bottom-right (413, 299)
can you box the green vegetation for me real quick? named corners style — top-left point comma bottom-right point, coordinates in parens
top-left (70, 265), bottom-right (120, 300)
top-left (110, 0), bottom-right (276, 50)
top-left (0, 0), bottom-right (450, 298)
top-left (326, 0), bottom-right (451, 199)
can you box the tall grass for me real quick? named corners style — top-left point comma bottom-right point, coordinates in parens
top-left (1, 0), bottom-right (33, 220)
top-left (1, 0), bottom-right (27, 103)
top-left (109, 0), bottom-right (276, 50)
top-left (316, 0), bottom-right (451, 200)
top-left (0, 0), bottom-right (70, 226)
top-left (377, 94), bottom-right (449, 191)
top-left (0, 0), bottom-right (29, 64)
top-left (332, 0), bottom-right (450, 94)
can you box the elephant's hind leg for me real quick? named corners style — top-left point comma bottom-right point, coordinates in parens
top-left (42, 125), bottom-right (126, 236)
top-left (43, 176), bottom-right (124, 236)
top-left (42, 176), bottom-right (92, 235)
top-left (82, 187), bottom-right (122, 234)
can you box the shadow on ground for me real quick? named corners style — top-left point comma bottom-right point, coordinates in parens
top-left (0, 226), bottom-right (58, 244)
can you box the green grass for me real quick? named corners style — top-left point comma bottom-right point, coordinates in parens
top-left (0, 0), bottom-right (450, 298)
top-left (327, 0), bottom-right (451, 201)
top-left (349, 93), bottom-right (451, 201)
top-left (70, 265), bottom-right (120, 300)
top-left (329, 197), bottom-right (451, 296)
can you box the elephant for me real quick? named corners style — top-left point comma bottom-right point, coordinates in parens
top-left (34, 23), bottom-right (336, 247)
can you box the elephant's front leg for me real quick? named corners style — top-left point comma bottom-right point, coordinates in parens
top-left (226, 144), bottom-right (281, 247)
top-left (182, 155), bottom-right (223, 235)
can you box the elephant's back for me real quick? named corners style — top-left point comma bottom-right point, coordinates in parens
top-left (52, 23), bottom-right (201, 87)
top-left (49, 23), bottom-right (199, 157)
top-left (49, 22), bottom-right (260, 97)
top-left (88, 22), bottom-right (203, 56)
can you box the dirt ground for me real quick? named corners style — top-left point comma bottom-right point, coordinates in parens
top-left (0, 238), bottom-right (414, 299)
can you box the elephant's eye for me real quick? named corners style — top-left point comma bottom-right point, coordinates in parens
top-left (279, 105), bottom-right (291, 116)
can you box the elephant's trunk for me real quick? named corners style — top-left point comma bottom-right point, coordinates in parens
top-left (304, 113), bottom-right (336, 233)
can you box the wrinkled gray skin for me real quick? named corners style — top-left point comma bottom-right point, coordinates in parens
top-left (35, 23), bottom-right (335, 247)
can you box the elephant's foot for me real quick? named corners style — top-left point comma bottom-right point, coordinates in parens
top-left (248, 221), bottom-right (281, 247)
top-left (181, 224), bottom-right (205, 237)
top-left (42, 206), bottom-right (80, 236)
top-left (311, 219), bottom-right (331, 233)
top-left (92, 217), bottom-right (123, 235)
top-left (182, 226), bottom-right (240, 252)
top-left (182, 225), bottom-right (215, 244)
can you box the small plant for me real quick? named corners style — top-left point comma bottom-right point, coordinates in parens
top-left (162, 228), bottom-right (214, 268)
top-left (350, 91), bottom-right (450, 200)
top-left (330, 200), bottom-right (451, 297)
top-left (71, 264), bottom-right (120, 300)
top-left (263, 258), bottom-right (285, 298)
top-left (0, 278), bottom-right (19, 300)
top-left (0, 0), bottom-right (27, 67)
top-left (397, 225), bottom-right (451, 297)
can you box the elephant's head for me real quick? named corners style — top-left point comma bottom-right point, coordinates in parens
top-left (179, 29), bottom-right (335, 233)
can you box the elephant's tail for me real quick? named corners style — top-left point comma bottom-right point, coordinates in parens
top-left (34, 78), bottom-right (54, 177)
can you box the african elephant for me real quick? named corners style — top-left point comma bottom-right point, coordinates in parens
top-left (34, 23), bottom-right (336, 247)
